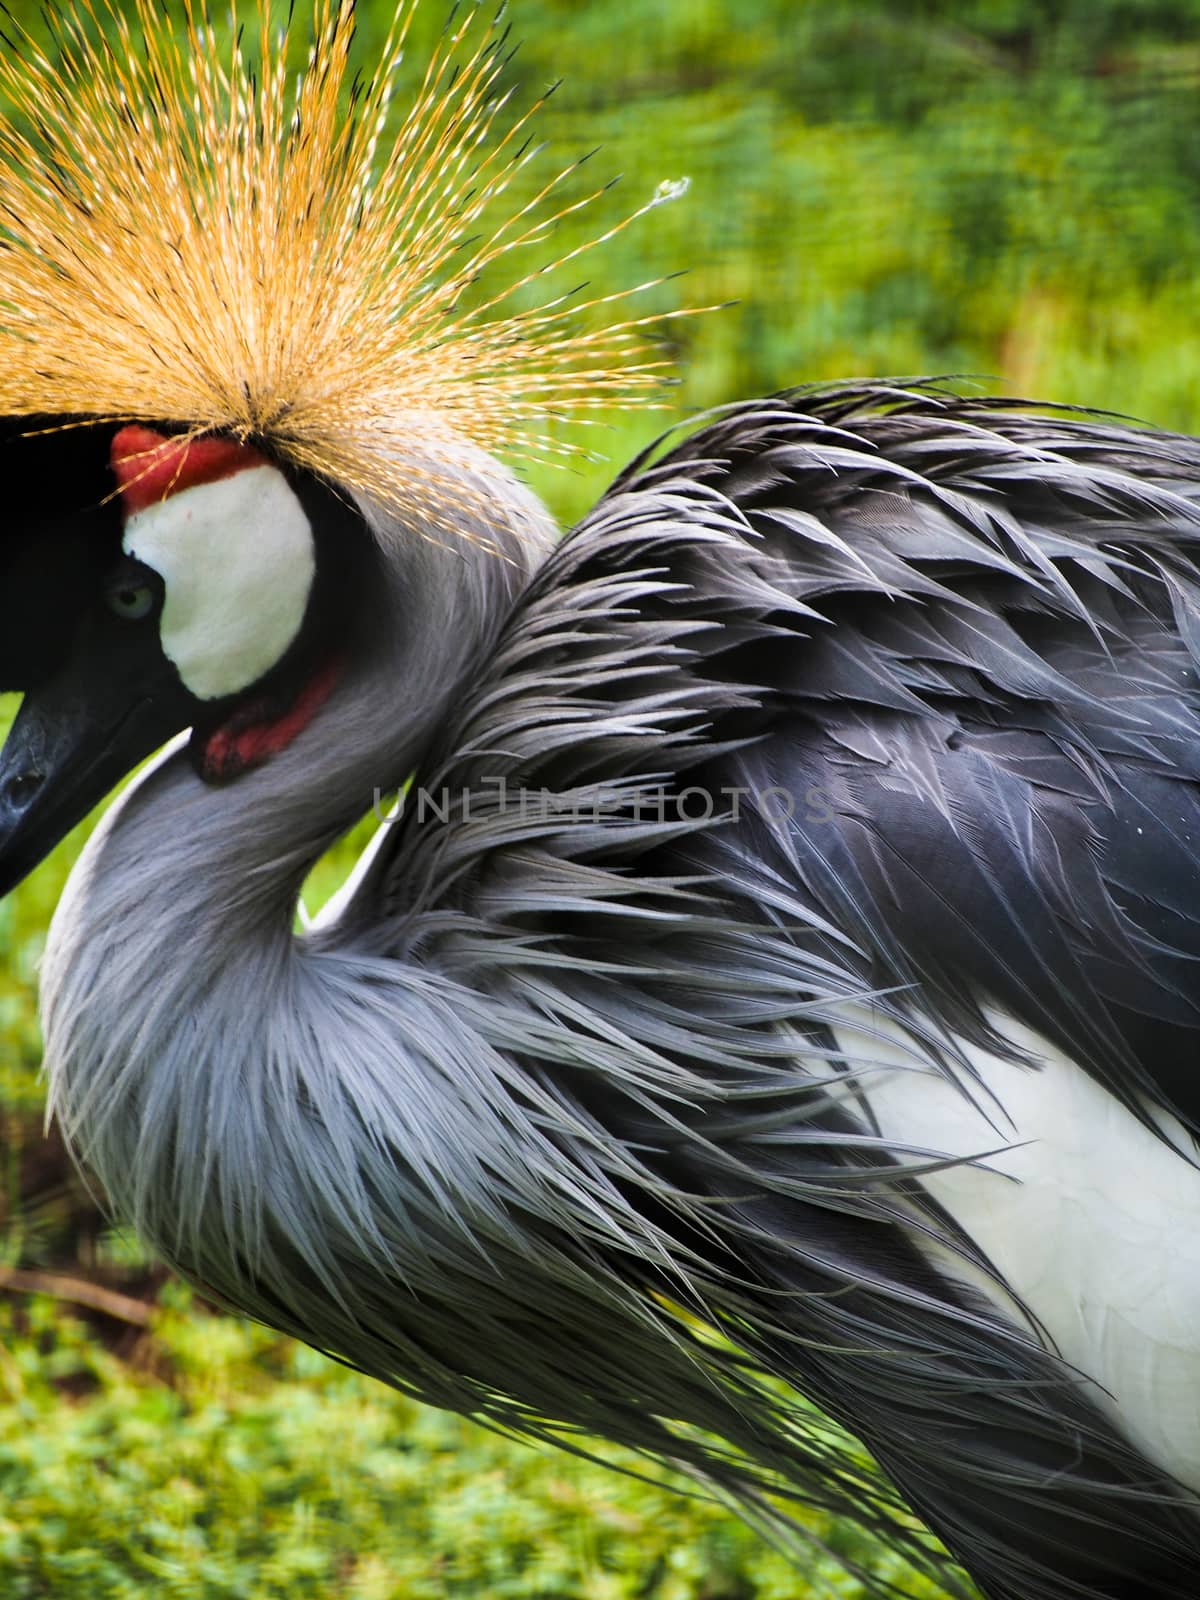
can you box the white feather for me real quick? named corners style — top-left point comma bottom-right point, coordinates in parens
top-left (831, 1004), bottom-right (1200, 1494)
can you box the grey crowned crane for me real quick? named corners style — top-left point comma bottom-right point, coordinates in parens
top-left (0, 4), bottom-right (1198, 1598)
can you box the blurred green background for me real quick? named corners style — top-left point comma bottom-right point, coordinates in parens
top-left (4, 0), bottom-right (1200, 1594)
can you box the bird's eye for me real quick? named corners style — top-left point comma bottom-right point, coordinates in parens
top-left (105, 582), bottom-right (156, 622)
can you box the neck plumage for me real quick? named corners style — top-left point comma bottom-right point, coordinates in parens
top-left (39, 467), bottom-right (553, 1322)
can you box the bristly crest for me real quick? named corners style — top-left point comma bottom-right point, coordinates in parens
top-left (0, 0), bottom-right (690, 530)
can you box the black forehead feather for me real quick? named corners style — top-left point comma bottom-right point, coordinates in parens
top-left (0, 419), bottom-right (122, 691)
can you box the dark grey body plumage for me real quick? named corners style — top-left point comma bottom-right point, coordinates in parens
top-left (361, 386), bottom-right (1200, 1599)
top-left (28, 385), bottom-right (1200, 1600)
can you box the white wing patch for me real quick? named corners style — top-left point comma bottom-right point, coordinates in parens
top-left (123, 466), bottom-right (315, 701)
top-left (826, 1005), bottom-right (1200, 1495)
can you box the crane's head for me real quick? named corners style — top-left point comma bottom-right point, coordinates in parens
top-left (0, 0), bottom-right (692, 895)
top-left (0, 420), bottom-right (391, 895)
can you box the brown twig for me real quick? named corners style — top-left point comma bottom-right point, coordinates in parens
top-left (0, 1267), bottom-right (153, 1327)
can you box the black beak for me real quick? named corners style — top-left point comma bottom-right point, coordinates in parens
top-left (0, 611), bottom-right (194, 898)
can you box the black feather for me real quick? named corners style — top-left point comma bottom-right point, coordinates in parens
top-left (364, 384), bottom-right (1200, 1599)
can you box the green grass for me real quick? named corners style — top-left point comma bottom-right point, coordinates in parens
top-left (0, 1288), bottom-right (961, 1600)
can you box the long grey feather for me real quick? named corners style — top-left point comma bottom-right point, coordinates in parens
top-left (42, 384), bottom-right (1200, 1600)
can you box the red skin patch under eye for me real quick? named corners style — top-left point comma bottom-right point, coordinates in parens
top-left (111, 425), bottom-right (269, 515)
top-left (199, 658), bottom-right (343, 783)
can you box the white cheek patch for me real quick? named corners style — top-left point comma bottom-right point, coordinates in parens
top-left (122, 466), bottom-right (316, 701)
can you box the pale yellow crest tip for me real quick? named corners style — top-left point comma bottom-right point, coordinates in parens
top-left (0, 0), bottom-right (695, 532)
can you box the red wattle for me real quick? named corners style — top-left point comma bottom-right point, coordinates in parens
top-left (200, 658), bottom-right (343, 783)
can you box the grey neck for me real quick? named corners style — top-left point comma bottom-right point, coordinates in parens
top-left (38, 467), bottom-right (553, 1290)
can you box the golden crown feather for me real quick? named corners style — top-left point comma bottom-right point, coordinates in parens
top-left (0, 0), bottom-right (689, 524)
